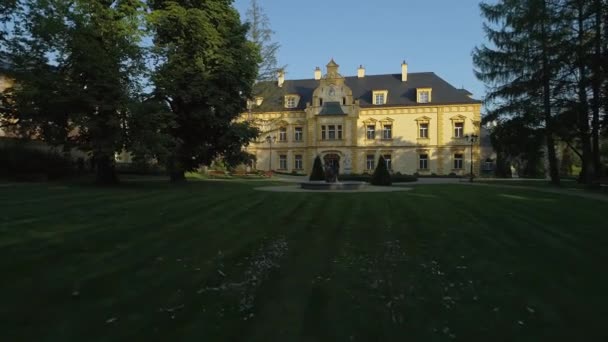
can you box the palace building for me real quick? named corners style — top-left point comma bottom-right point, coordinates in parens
top-left (242, 59), bottom-right (483, 176)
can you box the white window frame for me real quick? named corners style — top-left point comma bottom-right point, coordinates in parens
top-left (454, 153), bottom-right (463, 170)
top-left (373, 90), bottom-right (388, 105)
top-left (419, 91), bottom-right (430, 103)
top-left (384, 154), bottom-right (392, 170)
top-left (419, 154), bottom-right (428, 170)
top-left (294, 127), bottom-right (303, 141)
top-left (366, 125), bottom-right (375, 140)
top-left (294, 155), bottom-right (303, 170)
top-left (279, 127), bottom-right (287, 142)
top-left (383, 124), bottom-right (392, 139)
top-left (366, 154), bottom-right (375, 171)
top-left (328, 125), bottom-right (336, 140)
top-left (321, 125), bottom-right (326, 140)
top-left (416, 88), bottom-right (432, 103)
top-left (484, 159), bottom-right (493, 171)
top-left (419, 123), bottom-right (429, 138)
top-left (285, 96), bottom-right (298, 108)
top-left (454, 122), bottom-right (464, 138)
top-left (279, 154), bottom-right (287, 170)
top-left (337, 125), bottom-right (343, 140)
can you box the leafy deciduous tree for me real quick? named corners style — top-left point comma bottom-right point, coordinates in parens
top-left (149, 0), bottom-right (259, 181)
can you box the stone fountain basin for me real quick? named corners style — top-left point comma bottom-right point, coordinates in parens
top-left (300, 181), bottom-right (367, 190)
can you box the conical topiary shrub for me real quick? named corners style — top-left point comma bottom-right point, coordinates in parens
top-left (309, 156), bottom-right (325, 181)
top-left (371, 156), bottom-right (392, 186)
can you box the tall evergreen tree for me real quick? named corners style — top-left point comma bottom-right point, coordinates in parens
top-left (474, 0), bottom-right (568, 185)
top-left (245, 0), bottom-right (284, 113)
top-left (309, 156), bottom-right (324, 181)
top-left (371, 156), bottom-right (391, 186)
top-left (246, 0), bottom-right (280, 84)
top-left (148, 0), bottom-right (259, 181)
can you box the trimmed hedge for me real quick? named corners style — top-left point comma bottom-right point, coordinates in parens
top-left (339, 173), bottom-right (417, 183)
top-left (115, 162), bottom-right (166, 176)
top-left (0, 144), bottom-right (76, 181)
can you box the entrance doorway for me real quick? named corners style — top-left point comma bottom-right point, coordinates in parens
top-left (323, 153), bottom-right (341, 171)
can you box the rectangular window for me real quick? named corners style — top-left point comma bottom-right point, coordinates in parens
top-left (294, 155), bottom-right (303, 170)
top-left (375, 93), bottom-right (385, 105)
top-left (321, 125), bottom-right (326, 140)
top-left (294, 127), bottom-right (303, 141)
top-left (286, 97), bottom-right (296, 108)
top-left (328, 125), bottom-right (336, 140)
top-left (383, 125), bottom-right (392, 139)
top-left (279, 127), bottom-right (287, 142)
top-left (419, 91), bottom-right (430, 103)
top-left (454, 122), bottom-right (464, 138)
top-left (454, 153), bottom-right (463, 169)
top-left (366, 125), bottom-right (375, 139)
top-left (419, 123), bottom-right (429, 138)
top-left (337, 125), bottom-right (343, 140)
top-left (279, 154), bottom-right (287, 170)
top-left (384, 154), bottom-right (392, 170)
top-left (484, 159), bottom-right (493, 171)
top-left (366, 154), bottom-right (375, 170)
top-left (419, 154), bottom-right (428, 170)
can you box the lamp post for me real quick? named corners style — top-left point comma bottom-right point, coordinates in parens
top-left (266, 135), bottom-right (276, 172)
top-left (465, 134), bottom-right (479, 182)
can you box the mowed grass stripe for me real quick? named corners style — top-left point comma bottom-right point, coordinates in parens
top-left (1, 180), bottom-right (608, 341)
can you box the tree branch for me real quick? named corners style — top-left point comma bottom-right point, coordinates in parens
top-left (566, 141), bottom-right (583, 161)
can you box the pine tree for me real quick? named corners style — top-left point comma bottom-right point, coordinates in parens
top-left (474, 0), bottom-right (565, 185)
top-left (246, 0), bottom-right (281, 84)
top-left (245, 0), bottom-right (285, 113)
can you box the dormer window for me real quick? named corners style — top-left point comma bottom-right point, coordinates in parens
top-left (372, 90), bottom-right (388, 105)
top-left (284, 95), bottom-right (299, 108)
top-left (416, 88), bottom-right (432, 103)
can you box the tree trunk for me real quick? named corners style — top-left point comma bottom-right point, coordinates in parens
top-left (591, 0), bottom-right (603, 179)
top-left (170, 169), bottom-right (186, 182)
top-left (575, 1), bottom-right (596, 186)
top-left (167, 153), bottom-right (186, 182)
top-left (541, 0), bottom-right (560, 185)
top-left (95, 153), bottom-right (118, 185)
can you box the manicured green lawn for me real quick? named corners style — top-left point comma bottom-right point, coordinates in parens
top-left (1, 179), bottom-right (607, 341)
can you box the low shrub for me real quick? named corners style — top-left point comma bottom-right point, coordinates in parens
top-left (115, 162), bottom-right (166, 176)
top-left (391, 174), bottom-right (418, 183)
top-left (0, 144), bottom-right (76, 181)
top-left (338, 174), bottom-right (371, 182)
top-left (339, 173), bottom-right (417, 183)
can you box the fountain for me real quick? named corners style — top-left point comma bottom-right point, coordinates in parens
top-left (300, 161), bottom-right (366, 190)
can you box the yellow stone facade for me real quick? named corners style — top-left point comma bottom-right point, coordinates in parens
top-left (0, 75), bottom-right (14, 137)
top-left (242, 60), bottom-right (482, 176)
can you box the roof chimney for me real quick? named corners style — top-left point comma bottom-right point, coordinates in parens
top-left (357, 65), bottom-right (365, 78)
top-left (314, 66), bottom-right (321, 80)
top-left (277, 69), bottom-right (285, 87)
top-left (401, 61), bottom-right (408, 82)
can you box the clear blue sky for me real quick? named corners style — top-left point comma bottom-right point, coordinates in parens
top-left (233, 0), bottom-right (488, 100)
